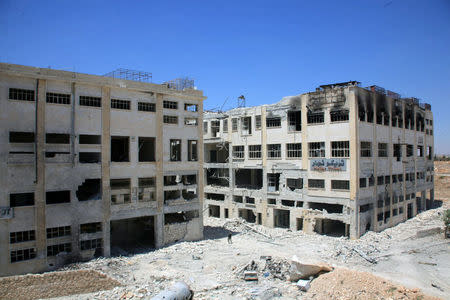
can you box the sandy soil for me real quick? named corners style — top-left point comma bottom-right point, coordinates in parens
top-left (435, 161), bottom-right (450, 203)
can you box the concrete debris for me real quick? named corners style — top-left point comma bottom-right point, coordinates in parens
top-left (244, 271), bottom-right (258, 281)
top-left (296, 279), bottom-right (311, 291)
top-left (150, 281), bottom-right (193, 300)
top-left (289, 256), bottom-right (333, 281)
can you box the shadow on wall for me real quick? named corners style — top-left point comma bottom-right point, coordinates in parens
top-left (203, 225), bottom-right (238, 241)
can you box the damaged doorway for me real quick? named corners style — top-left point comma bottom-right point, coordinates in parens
top-left (110, 216), bottom-right (155, 254)
top-left (274, 209), bottom-right (290, 228)
top-left (314, 219), bottom-right (347, 237)
top-left (238, 208), bottom-right (256, 223)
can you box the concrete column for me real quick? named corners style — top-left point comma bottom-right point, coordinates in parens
top-left (261, 107), bottom-right (268, 225)
top-left (387, 97), bottom-right (394, 227)
top-left (35, 79), bottom-right (47, 268)
top-left (101, 86), bottom-right (111, 256)
top-left (401, 101), bottom-right (407, 222)
top-left (372, 92), bottom-right (379, 231)
top-left (155, 93), bottom-right (164, 248)
top-left (197, 99), bottom-right (204, 237)
top-left (349, 88), bottom-right (359, 239)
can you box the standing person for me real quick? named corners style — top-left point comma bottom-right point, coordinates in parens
top-left (227, 233), bottom-right (232, 244)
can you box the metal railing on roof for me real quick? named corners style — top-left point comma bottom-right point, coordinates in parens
top-left (103, 68), bottom-right (152, 83)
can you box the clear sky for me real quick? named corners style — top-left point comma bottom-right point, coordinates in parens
top-left (1, 0), bottom-right (449, 153)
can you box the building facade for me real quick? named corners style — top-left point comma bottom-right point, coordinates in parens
top-left (0, 63), bottom-right (205, 276)
top-left (203, 81), bottom-right (434, 239)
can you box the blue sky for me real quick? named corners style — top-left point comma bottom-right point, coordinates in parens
top-left (1, 0), bottom-right (449, 153)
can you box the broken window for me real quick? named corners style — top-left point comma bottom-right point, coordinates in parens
top-left (241, 117), bottom-right (252, 135)
top-left (111, 99), bottom-right (130, 110)
top-left (330, 110), bottom-right (349, 122)
top-left (307, 111), bottom-right (324, 124)
top-left (46, 133), bottom-right (70, 144)
top-left (378, 143), bottom-right (388, 157)
top-left (427, 146), bottom-right (432, 160)
top-left (188, 140), bottom-right (198, 161)
top-left (47, 243), bottom-right (71, 256)
top-left (233, 145), bottom-right (245, 159)
top-left (286, 178), bottom-right (303, 190)
top-left (266, 117), bottom-right (281, 128)
top-left (9, 88), bottom-right (34, 101)
top-left (79, 96), bottom-right (101, 107)
top-left (406, 144), bottom-right (413, 157)
top-left (375, 95), bottom-right (389, 125)
top-left (138, 137), bottom-right (155, 162)
top-left (368, 176), bottom-right (375, 186)
top-left (360, 142), bottom-right (372, 157)
top-left (163, 115), bottom-right (178, 124)
top-left (10, 230), bottom-right (35, 244)
top-left (184, 103), bottom-right (198, 112)
top-left (9, 132), bottom-right (35, 143)
top-left (268, 198), bottom-right (276, 205)
top-left (360, 178), bottom-right (367, 188)
top-left (206, 193), bottom-right (225, 201)
top-left (10, 248), bottom-right (36, 263)
top-left (233, 195), bottom-right (243, 203)
top-left (110, 179), bottom-right (131, 204)
top-left (286, 143), bottom-right (301, 158)
top-left (223, 119), bottom-right (228, 132)
top-left (165, 212), bottom-right (190, 224)
top-left (391, 101), bottom-right (403, 127)
top-left (170, 139), bottom-right (181, 161)
top-left (163, 100), bottom-right (178, 109)
top-left (267, 144), bottom-right (281, 158)
top-left (111, 136), bottom-right (129, 162)
top-left (80, 238), bottom-right (103, 252)
top-left (47, 226), bottom-right (71, 239)
top-left (248, 145), bottom-right (261, 159)
top-left (232, 118), bottom-right (238, 131)
top-left (203, 121), bottom-right (208, 133)
top-left (138, 102), bottom-right (155, 112)
top-left (47, 92), bottom-right (70, 104)
top-left (288, 111), bottom-right (301, 131)
top-left (331, 141), bottom-right (349, 157)
top-left (80, 222), bottom-right (102, 234)
top-left (76, 179), bottom-right (101, 201)
top-left (235, 169), bottom-right (262, 189)
top-left (10, 193), bottom-right (34, 207)
top-left (281, 200), bottom-right (295, 207)
top-left (183, 175), bottom-right (197, 185)
top-left (206, 168), bottom-right (229, 186)
top-left (331, 180), bottom-right (349, 190)
top-left (245, 197), bottom-right (255, 204)
top-left (138, 177), bottom-right (155, 202)
top-left (79, 152), bottom-right (101, 163)
top-left (309, 203), bottom-right (343, 213)
top-left (377, 176), bottom-right (384, 185)
top-left (308, 179), bottom-right (325, 189)
top-left (417, 145), bottom-right (424, 157)
top-left (308, 142), bottom-right (325, 157)
top-left (46, 190), bottom-right (71, 204)
top-left (79, 134), bottom-right (101, 144)
top-left (164, 190), bottom-right (181, 201)
top-left (164, 175), bottom-right (178, 186)
top-left (184, 117), bottom-right (198, 126)
top-left (267, 173), bottom-right (280, 192)
top-left (211, 120), bottom-right (220, 137)
top-left (255, 115), bottom-right (261, 130)
top-left (393, 143), bottom-right (402, 161)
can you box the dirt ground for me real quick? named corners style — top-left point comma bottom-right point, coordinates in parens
top-left (435, 161), bottom-right (450, 203)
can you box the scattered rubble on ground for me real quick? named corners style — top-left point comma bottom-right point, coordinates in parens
top-left (1, 205), bottom-right (448, 300)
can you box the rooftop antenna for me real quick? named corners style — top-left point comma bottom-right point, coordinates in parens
top-left (237, 95), bottom-right (246, 108)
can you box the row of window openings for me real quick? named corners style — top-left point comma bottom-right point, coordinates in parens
top-left (9, 88), bottom-right (198, 112)
top-left (9, 133), bottom-right (198, 162)
top-left (266, 175), bottom-right (349, 191)
top-left (204, 110), bottom-right (349, 136)
top-left (360, 142), bottom-right (432, 160)
top-left (232, 141), bottom-right (349, 159)
top-left (359, 172), bottom-right (428, 188)
top-left (10, 238), bottom-right (103, 263)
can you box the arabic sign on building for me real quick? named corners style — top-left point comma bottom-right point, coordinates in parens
top-left (0, 207), bottom-right (13, 219)
top-left (310, 159), bottom-right (347, 171)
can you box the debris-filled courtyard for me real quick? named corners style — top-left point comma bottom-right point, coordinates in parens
top-left (1, 203), bottom-right (448, 300)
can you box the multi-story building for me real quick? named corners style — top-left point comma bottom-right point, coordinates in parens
top-left (203, 81), bottom-right (434, 239)
top-left (0, 63), bottom-right (205, 276)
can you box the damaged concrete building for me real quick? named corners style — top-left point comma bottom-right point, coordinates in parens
top-left (0, 63), bottom-right (205, 276)
top-left (204, 81), bottom-right (434, 239)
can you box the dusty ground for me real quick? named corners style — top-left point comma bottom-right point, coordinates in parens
top-left (435, 161), bottom-right (450, 204)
